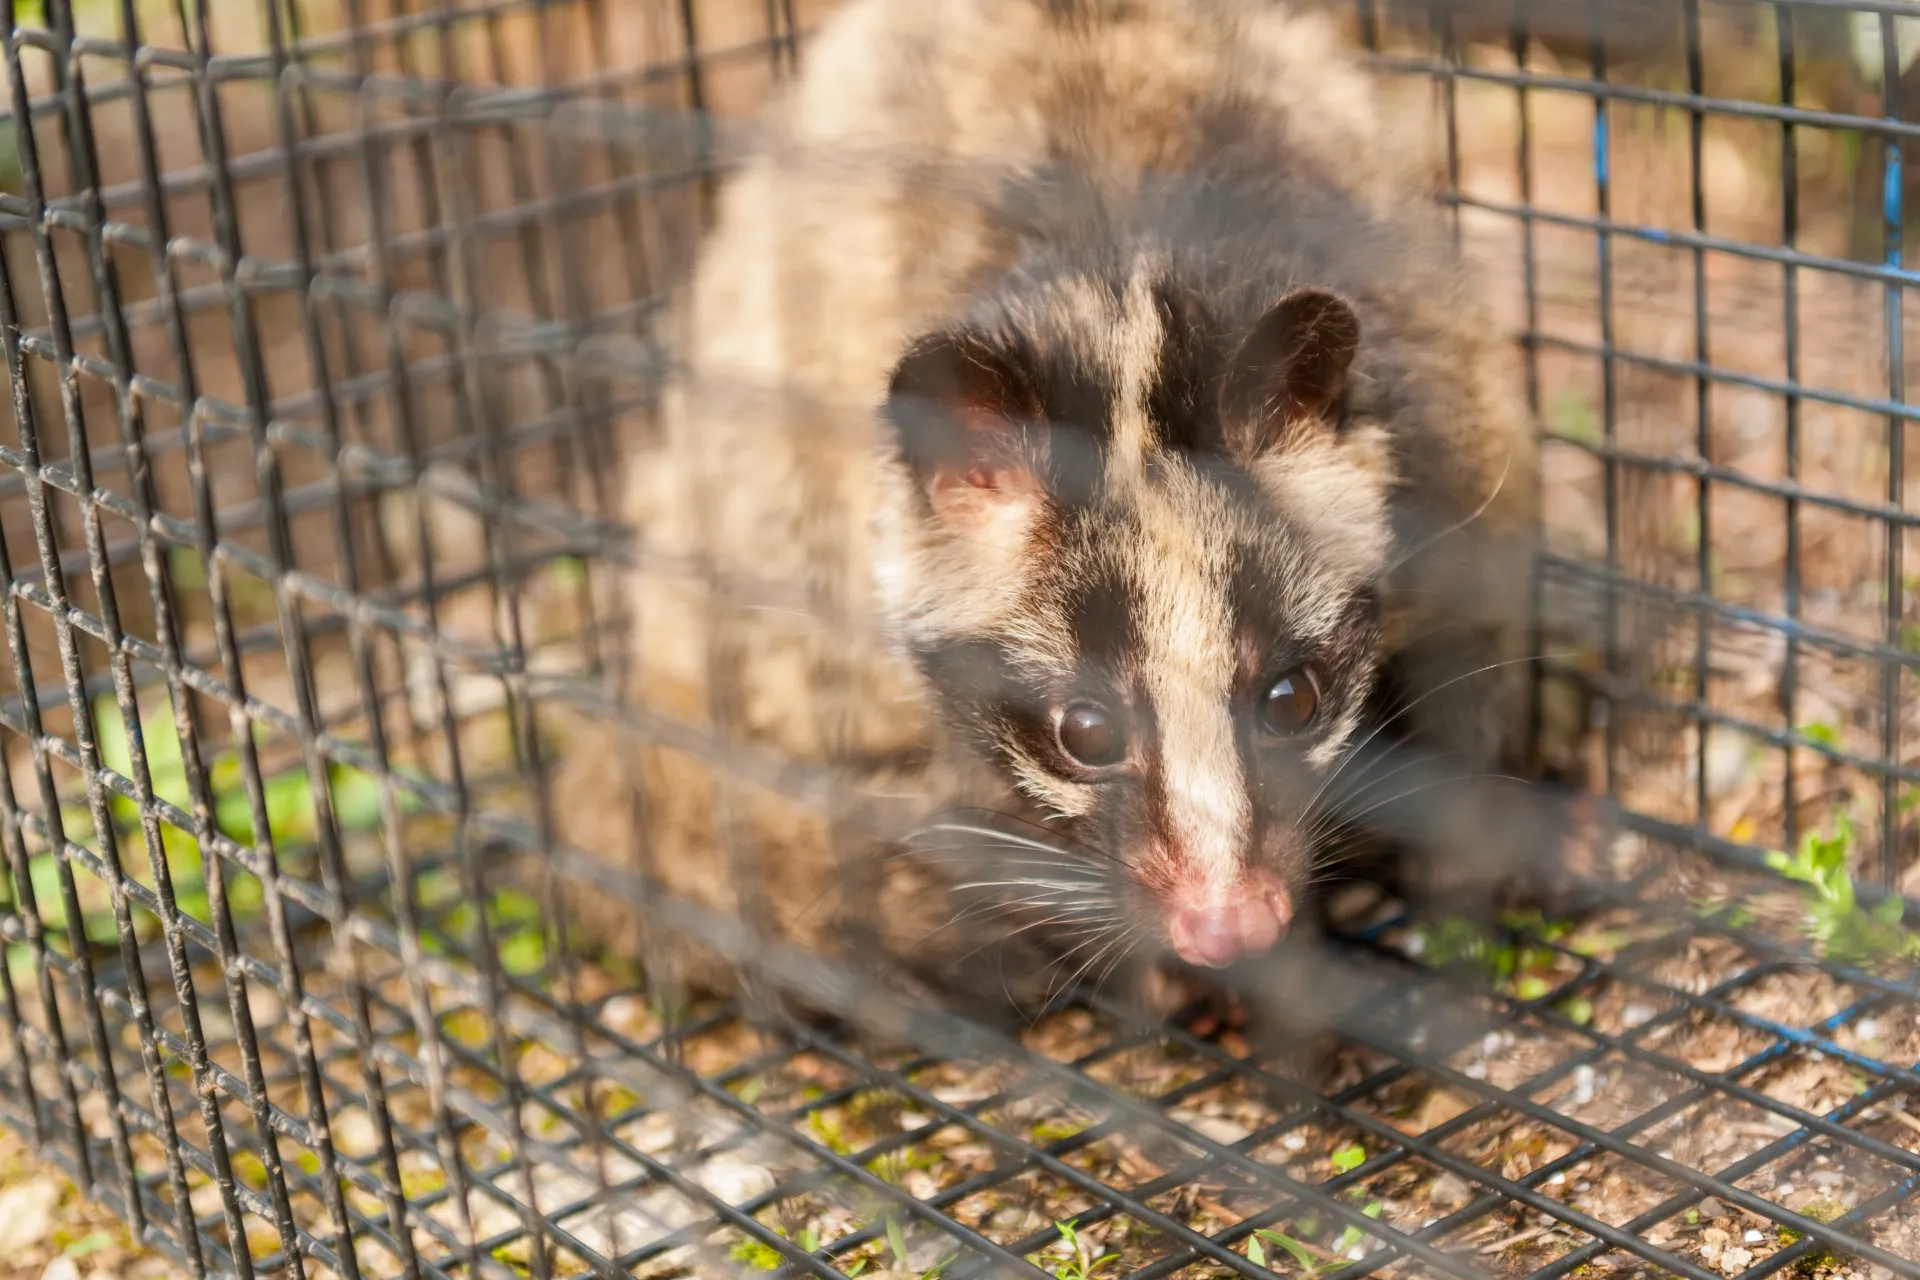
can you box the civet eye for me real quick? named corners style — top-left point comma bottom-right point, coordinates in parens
top-left (1258, 668), bottom-right (1319, 737)
top-left (1058, 702), bottom-right (1126, 768)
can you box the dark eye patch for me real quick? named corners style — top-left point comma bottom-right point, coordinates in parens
top-left (1229, 537), bottom-right (1382, 727)
top-left (1060, 543), bottom-right (1138, 671)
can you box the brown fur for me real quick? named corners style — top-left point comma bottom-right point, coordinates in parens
top-left (549, 0), bottom-right (1544, 1016)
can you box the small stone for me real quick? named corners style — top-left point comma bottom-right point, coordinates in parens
top-left (0, 1179), bottom-right (60, 1249)
top-left (692, 1159), bottom-right (774, 1204)
top-left (1810, 1171), bottom-right (1845, 1189)
top-left (1745, 1230), bottom-right (1765, 1243)
top-left (1697, 1197), bottom-right (1726, 1219)
top-left (1705, 727), bottom-right (1752, 796)
top-left (1721, 1247), bottom-right (1754, 1275)
top-left (331, 1109), bottom-right (380, 1158)
top-left (1576, 1180), bottom-right (1592, 1193)
top-left (1463, 1061), bottom-right (1488, 1081)
top-left (1571, 1064), bottom-right (1598, 1106)
top-left (1429, 1172), bottom-right (1473, 1209)
top-left (1483, 1032), bottom-right (1505, 1055)
top-left (1856, 1018), bottom-right (1881, 1042)
top-left (1282, 1132), bottom-right (1307, 1152)
top-left (1549, 1172), bottom-right (1567, 1185)
top-left (40, 1258), bottom-right (79, 1280)
top-left (601, 995), bottom-right (644, 1031)
top-left (1185, 1115), bottom-right (1251, 1146)
top-left (1622, 1003), bottom-right (1657, 1029)
top-left (988, 1205), bottom-right (1045, 1234)
top-left (1775, 1184), bottom-right (1795, 1199)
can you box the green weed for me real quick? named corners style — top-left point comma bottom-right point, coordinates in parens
top-left (807, 1109), bottom-right (853, 1156)
top-left (1246, 1203), bottom-right (1381, 1274)
top-left (1765, 812), bottom-right (1920, 966)
top-left (20, 692), bottom-right (432, 952)
top-left (1800, 721), bottom-right (1842, 751)
top-left (1041, 1222), bottom-right (1115, 1280)
top-left (730, 1237), bottom-right (785, 1272)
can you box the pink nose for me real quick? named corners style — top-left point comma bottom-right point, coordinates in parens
top-left (1168, 887), bottom-right (1291, 968)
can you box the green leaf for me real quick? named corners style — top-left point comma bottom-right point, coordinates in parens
top-left (263, 770), bottom-right (316, 844)
top-left (29, 853), bottom-right (66, 931)
top-left (1330, 1207), bottom-right (1381, 1260)
top-left (1253, 1229), bottom-right (1322, 1272)
top-left (1329, 1144), bottom-right (1365, 1174)
top-left (548, 555), bottom-right (586, 591)
top-left (1559, 996), bottom-right (1594, 1025)
top-left (888, 1216), bottom-right (913, 1269)
top-left (494, 888), bottom-right (544, 925)
top-left (168, 545), bottom-right (208, 591)
top-left (62, 1230), bottom-right (114, 1258)
top-left (213, 770), bottom-right (255, 844)
top-left (498, 929), bottom-right (546, 976)
top-left (329, 766), bottom-right (385, 832)
top-left (1801, 721), bottom-right (1840, 750)
top-left (1248, 1235), bottom-right (1267, 1268)
top-left (729, 1238), bottom-right (783, 1273)
top-left (92, 696), bottom-right (132, 780)
top-left (225, 867), bottom-right (264, 919)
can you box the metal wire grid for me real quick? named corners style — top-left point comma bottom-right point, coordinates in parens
top-left (1371, 0), bottom-right (1920, 887)
top-left (0, 0), bottom-right (1913, 1279)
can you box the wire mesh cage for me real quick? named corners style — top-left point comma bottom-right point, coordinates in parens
top-left (2, 1), bottom-right (1920, 1279)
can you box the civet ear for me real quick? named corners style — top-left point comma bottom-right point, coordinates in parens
top-left (884, 330), bottom-right (1049, 519)
top-left (1218, 287), bottom-right (1362, 456)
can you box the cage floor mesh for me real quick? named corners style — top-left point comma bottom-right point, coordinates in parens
top-left (0, 0), bottom-right (1918, 1279)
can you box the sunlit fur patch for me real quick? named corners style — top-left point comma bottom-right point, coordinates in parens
top-left (1248, 424), bottom-right (1395, 588)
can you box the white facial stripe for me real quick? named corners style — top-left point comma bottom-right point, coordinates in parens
top-left (1127, 469), bottom-right (1250, 893)
top-left (1104, 259), bottom-right (1165, 482)
top-left (1305, 703), bottom-right (1365, 770)
top-left (1005, 739), bottom-right (1096, 819)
